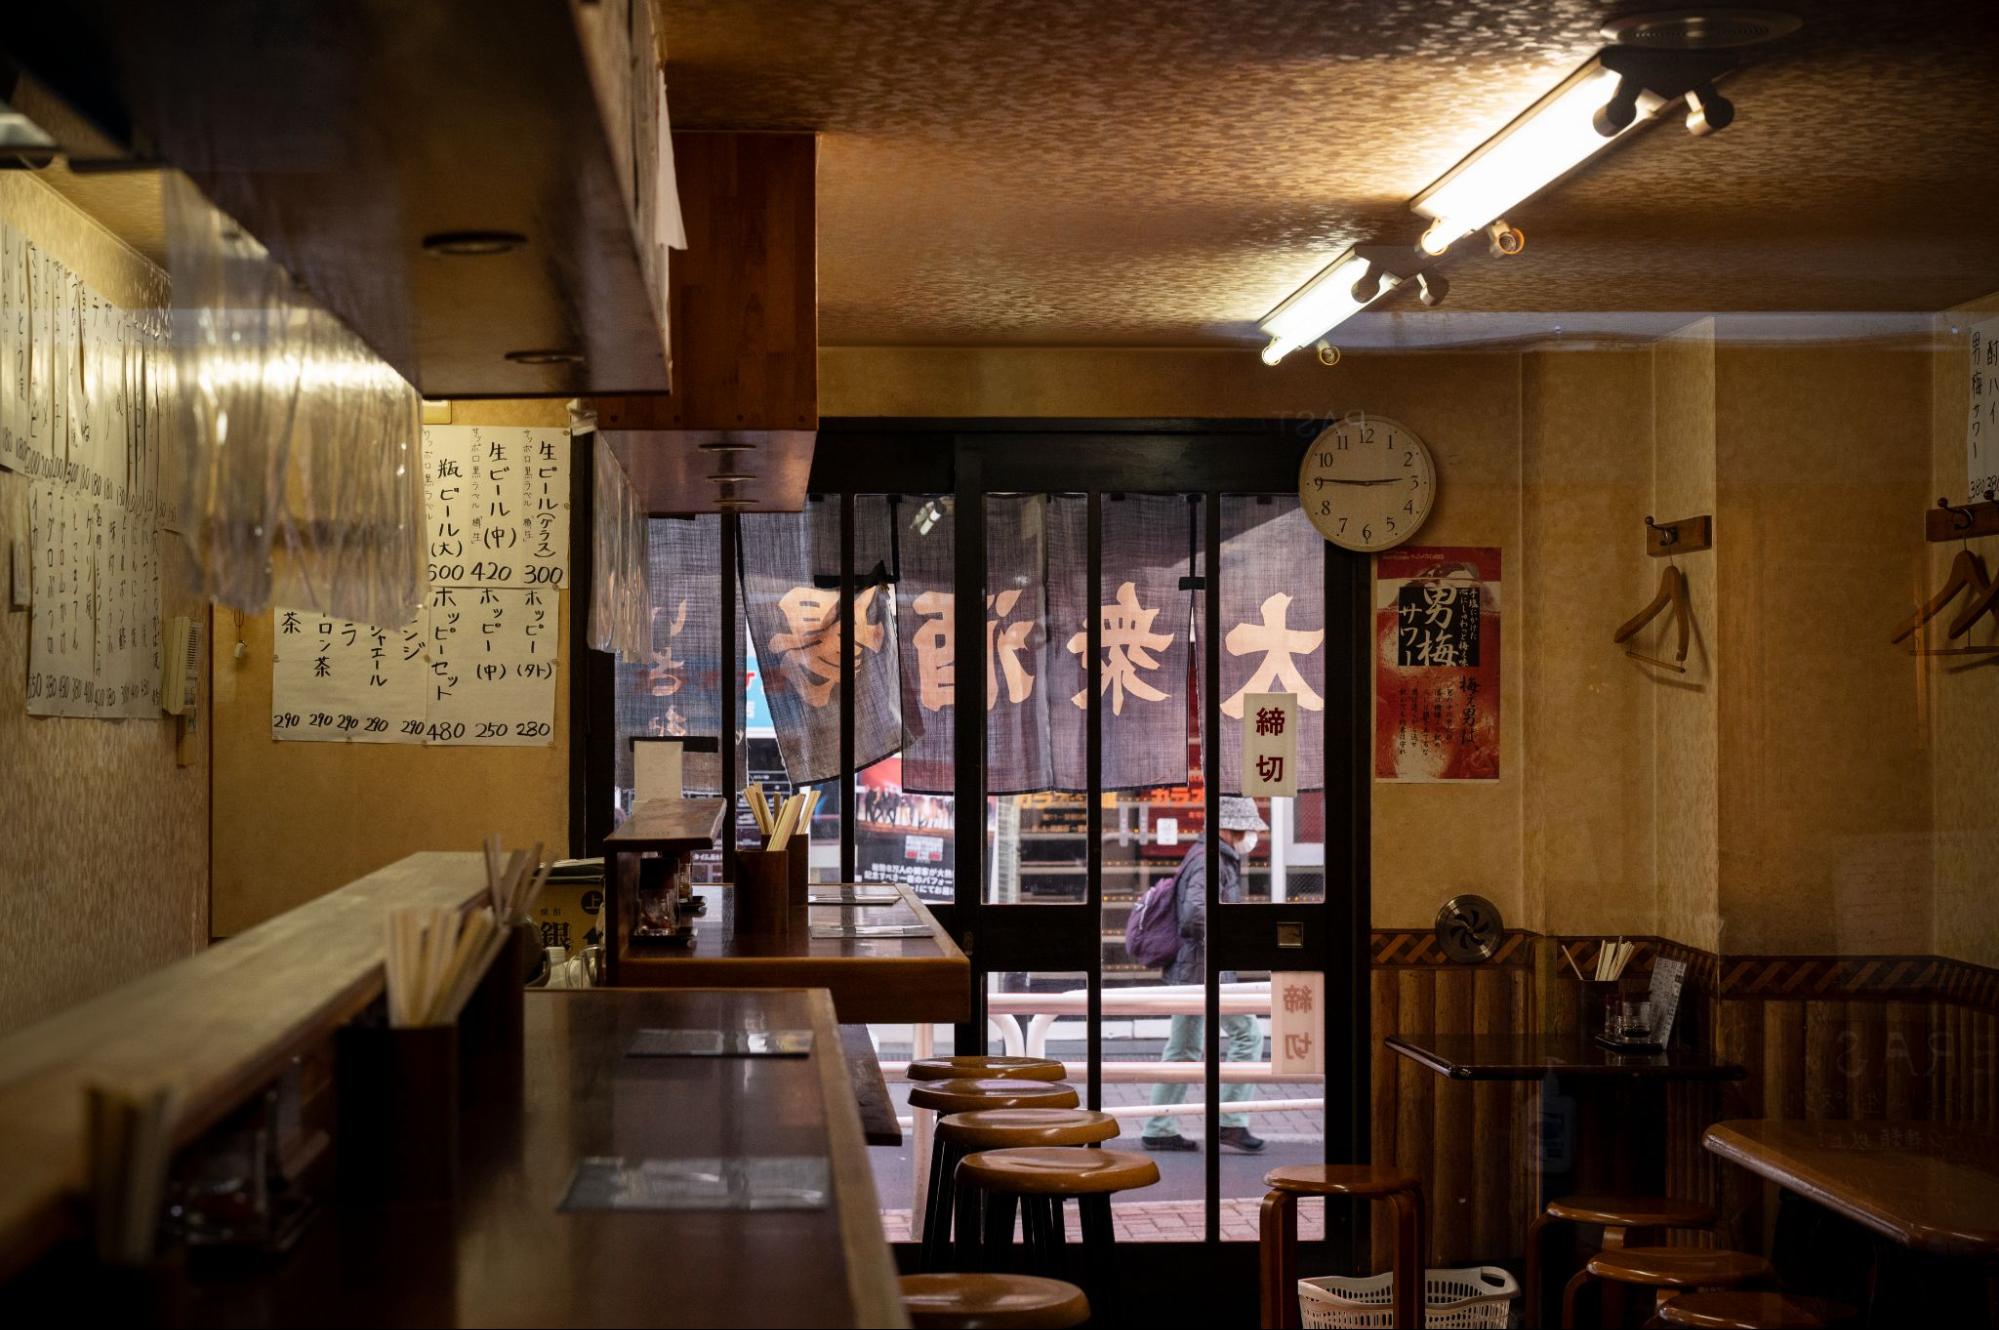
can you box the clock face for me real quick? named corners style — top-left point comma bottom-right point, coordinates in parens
top-left (1298, 415), bottom-right (1437, 552)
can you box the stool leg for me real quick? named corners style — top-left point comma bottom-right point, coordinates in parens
top-left (1525, 1210), bottom-right (1553, 1330)
top-left (1260, 1191), bottom-right (1299, 1330)
top-left (983, 1191), bottom-right (1019, 1272)
top-left (1560, 1269), bottom-right (1593, 1330)
top-left (954, 1169), bottom-right (983, 1269)
top-left (1388, 1191), bottom-right (1424, 1330)
top-left (1597, 1227), bottom-right (1632, 1330)
top-left (1046, 1197), bottom-right (1068, 1275)
top-left (1022, 1191), bottom-right (1046, 1265)
top-left (921, 1142), bottom-right (960, 1269)
top-left (1080, 1194), bottom-right (1120, 1327)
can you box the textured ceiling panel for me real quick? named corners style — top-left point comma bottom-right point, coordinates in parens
top-left (662, 0), bottom-right (1999, 346)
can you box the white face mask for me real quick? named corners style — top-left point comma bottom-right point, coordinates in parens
top-left (1236, 831), bottom-right (1260, 857)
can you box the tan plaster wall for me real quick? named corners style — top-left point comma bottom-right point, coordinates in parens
top-left (1519, 349), bottom-right (1656, 937)
top-left (1711, 345), bottom-right (1933, 956)
top-left (0, 175), bottom-right (207, 1036)
top-left (1650, 325), bottom-right (1723, 954)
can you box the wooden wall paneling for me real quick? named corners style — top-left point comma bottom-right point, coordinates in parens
top-left (1850, 1000), bottom-right (1886, 1119)
top-left (1433, 968), bottom-right (1476, 1264)
top-left (1510, 968), bottom-right (1536, 1248)
top-left (1715, 999), bottom-right (1766, 1252)
top-left (1394, 969), bottom-right (1435, 1257)
top-left (1884, 999), bottom-right (1929, 1120)
top-left (1804, 1000), bottom-right (1846, 1120)
top-left (1764, 1002), bottom-right (1806, 1119)
top-left (1369, 970), bottom-right (1398, 1269)
top-left (1471, 967), bottom-right (1508, 1261)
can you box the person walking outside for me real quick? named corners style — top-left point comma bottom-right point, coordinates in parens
top-left (1141, 796), bottom-right (1267, 1153)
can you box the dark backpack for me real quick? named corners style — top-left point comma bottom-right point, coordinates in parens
top-left (1123, 860), bottom-right (1186, 969)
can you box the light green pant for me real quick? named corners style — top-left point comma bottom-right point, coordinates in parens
top-left (1143, 1013), bottom-right (1261, 1137)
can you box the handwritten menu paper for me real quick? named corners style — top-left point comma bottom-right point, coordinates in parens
top-left (425, 587), bottom-right (559, 744)
top-left (1969, 315), bottom-right (1999, 503)
top-left (271, 428), bottom-right (569, 745)
top-left (421, 424), bottom-right (570, 588)
top-left (271, 592), bottom-right (559, 746)
top-left (8, 220), bottom-right (169, 719)
top-left (272, 609), bottom-right (429, 743)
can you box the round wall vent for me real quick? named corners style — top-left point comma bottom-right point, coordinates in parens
top-left (1601, 8), bottom-right (1802, 49)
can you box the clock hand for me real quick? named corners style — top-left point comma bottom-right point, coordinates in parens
top-left (1315, 477), bottom-right (1400, 488)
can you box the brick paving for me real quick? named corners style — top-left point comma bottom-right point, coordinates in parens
top-left (880, 1194), bottom-right (1327, 1245)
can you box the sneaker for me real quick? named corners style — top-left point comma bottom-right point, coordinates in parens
top-left (1141, 1133), bottom-right (1199, 1152)
top-left (1217, 1127), bottom-right (1267, 1153)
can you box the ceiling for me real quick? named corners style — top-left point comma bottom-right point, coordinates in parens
top-left (660, 0), bottom-right (1999, 348)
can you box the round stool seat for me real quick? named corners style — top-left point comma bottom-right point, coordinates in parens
top-left (1546, 1193), bottom-right (1716, 1229)
top-left (909, 1079), bottom-right (1080, 1116)
top-left (909, 1056), bottom-right (1065, 1083)
top-left (1655, 1291), bottom-right (1854, 1328)
top-left (958, 1146), bottom-right (1160, 1196)
top-left (939, 1108), bottom-right (1119, 1151)
top-left (900, 1273), bottom-right (1090, 1330)
top-left (1584, 1245), bottom-right (1772, 1288)
top-left (1263, 1163), bottom-right (1420, 1198)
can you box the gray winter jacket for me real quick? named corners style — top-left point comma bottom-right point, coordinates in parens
top-left (1162, 839), bottom-right (1242, 986)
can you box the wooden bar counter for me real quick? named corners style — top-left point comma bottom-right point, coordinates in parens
top-left (614, 880), bottom-right (970, 1025)
top-left (196, 987), bottom-right (906, 1327)
top-left (0, 851), bottom-right (490, 1279)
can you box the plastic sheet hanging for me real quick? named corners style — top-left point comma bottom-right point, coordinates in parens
top-left (166, 174), bottom-right (424, 628)
top-left (587, 434), bottom-right (649, 660)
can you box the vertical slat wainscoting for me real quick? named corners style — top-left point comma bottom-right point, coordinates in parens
top-left (1369, 932), bottom-right (1535, 1268)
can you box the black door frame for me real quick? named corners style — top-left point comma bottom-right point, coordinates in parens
top-left (576, 416), bottom-right (1372, 1255)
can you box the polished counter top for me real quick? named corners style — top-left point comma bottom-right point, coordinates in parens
top-left (188, 987), bottom-right (906, 1328)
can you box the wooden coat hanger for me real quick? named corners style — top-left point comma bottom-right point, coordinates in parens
top-left (1891, 547), bottom-right (1991, 647)
top-left (1948, 568), bottom-right (1999, 638)
top-left (1615, 564), bottom-right (1690, 673)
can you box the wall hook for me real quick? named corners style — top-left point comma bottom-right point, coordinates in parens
top-left (1938, 496), bottom-right (1976, 532)
top-left (1644, 515), bottom-right (1678, 548)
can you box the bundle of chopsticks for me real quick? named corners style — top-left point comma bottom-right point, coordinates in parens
top-left (87, 1080), bottom-right (183, 1265)
top-left (483, 834), bottom-right (551, 924)
top-left (1563, 937), bottom-right (1637, 983)
top-left (747, 784), bottom-right (820, 852)
top-left (382, 840), bottom-right (548, 1028)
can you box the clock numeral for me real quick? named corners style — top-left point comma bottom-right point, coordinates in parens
top-left (1319, 499), bottom-right (1332, 517)
top-left (1361, 524), bottom-right (1373, 542)
top-left (1404, 499), bottom-right (1416, 515)
top-left (1337, 517), bottom-right (1348, 534)
top-left (1386, 517), bottom-right (1397, 532)
top-left (1404, 450), bottom-right (1414, 467)
top-left (1335, 435), bottom-right (1350, 451)
top-left (1318, 451), bottom-right (1335, 467)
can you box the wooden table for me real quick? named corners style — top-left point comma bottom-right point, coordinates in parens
top-left (1385, 1033), bottom-right (1747, 1083)
top-left (1389, 1032), bottom-right (1743, 1328)
top-left (615, 881), bottom-right (970, 1025)
top-left (0, 852), bottom-right (489, 1280)
top-left (157, 989), bottom-right (905, 1328)
top-left (1704, 1119), bottom-right (1999, 1257)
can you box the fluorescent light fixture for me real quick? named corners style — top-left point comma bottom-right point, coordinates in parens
top-left (1257, 249), bottom-right (1393, 366)
top-left (1412, 60), bottom-right (1667, 256)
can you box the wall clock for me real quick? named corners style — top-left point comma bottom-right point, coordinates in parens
top-left (1298, 414), bottom-right (1437, 552)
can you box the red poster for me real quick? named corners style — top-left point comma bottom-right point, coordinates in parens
top-left (1374, 547), bottom-right (1501, 782)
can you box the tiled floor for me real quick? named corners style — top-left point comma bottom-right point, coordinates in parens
top-left (881, 1193), bottom-right (1326, 1244)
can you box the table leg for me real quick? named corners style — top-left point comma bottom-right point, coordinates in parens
top-left (1259, 1191), bottom-right (1299, 1330)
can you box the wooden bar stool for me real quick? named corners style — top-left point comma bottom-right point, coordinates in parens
top-left (1654, 1290), bottom-right (1856, 1328)
top-left (910, 1079), bottom-right (1082, 1269)
top-left (953, 1146), bottom-right (1159, 1326)
top-left (910, 1055), bottom-right (1067, 1082)
top-left (900, 1273), bottom-right (1091, 1329)
top-left (1561, 1246), bottom-right (1772, 1329)
top-left (1259, 1165), bottom-right (1425, 1330)
top-left (1525, 1194), bottom-right (1717, 1329)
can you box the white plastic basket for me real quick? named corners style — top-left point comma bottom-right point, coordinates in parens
top-left (1298, 1265), bottom-right (1518, 1329)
